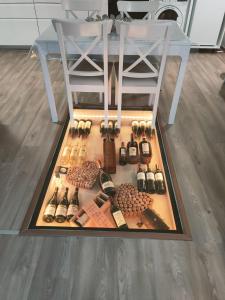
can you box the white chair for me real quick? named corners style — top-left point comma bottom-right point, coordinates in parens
top-left (61, 0), bottom-right (107, 19)
top-left (61, 0), bottom-right (108, 104)
top-left (52, 18), bottom-right (113, 123)
top-left (117, 1), bottom-right (160, 20)
top-left (115, 21), bottom-right (171, 128)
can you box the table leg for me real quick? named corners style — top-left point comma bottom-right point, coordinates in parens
top-left (36, 44), bottom-right (59, 123)
top-left (168, 47), bottom-right (190, 124)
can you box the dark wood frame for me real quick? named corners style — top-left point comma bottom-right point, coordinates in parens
top-left (21, 109), bottom-right (191, 240)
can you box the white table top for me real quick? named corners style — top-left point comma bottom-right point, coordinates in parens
top-left (36, 21), bottom-right (191, 49)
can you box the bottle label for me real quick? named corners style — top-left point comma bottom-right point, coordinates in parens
top-left (129, 147), bottom-right (137, 156)
top-left (146, 172), bottom-right (155, 181)
top-left (77, 213), bottom-right (89, 226)
top-left (56, 205), bottom-right (67, 217)
top-left (44, 204), bottom-right (56, 216)
top-left (120, 148), bottom-right (126, 156)
top-left (67, 204), bottom-right (79, 217)
top-left (113, 210), bottom-right (126, 227)
top-left (137, 172), bottom-right (145, 180)
top-left (155, 172), bottom-right (163, 181)
top-left (62, 147), bottom-right (70, 157)
top-left (102, 181), bottom-right (114, 189)
top-left (142, 143), bottom-right (150, 154)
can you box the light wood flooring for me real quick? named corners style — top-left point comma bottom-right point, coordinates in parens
top-left (0, 49), bottom-right (225, 300)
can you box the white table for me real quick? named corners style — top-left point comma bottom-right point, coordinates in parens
top-left (34, 23), bottom-right (191, 123)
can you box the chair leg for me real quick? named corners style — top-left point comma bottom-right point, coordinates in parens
top-left (67, 90), bottom-right (74, 121)
top-left (115, 76), bottom-right (118, 106)
top-left (117, 91), bottom-right (122, 128)
top-left (73, 92), bottom-right (78, 105)
top-left (151, 91), bottom-right (160, 129)
top-left (108, 74), bottom-right (112, 106)
top-left (148, 94), bottom-right (155, 106)
top-left (99, 92), bottom-right (103, 103)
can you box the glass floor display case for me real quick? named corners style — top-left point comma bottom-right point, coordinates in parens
top-left (21, 109), bottom-right (191, 240)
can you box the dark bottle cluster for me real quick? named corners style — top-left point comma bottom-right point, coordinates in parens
top-left (131, 120), bottom-right (153, 138)
top-left (100, 120), bottom-right (120, 137)
top-left (43, 187), bottom-right (80, 223)
top-left (69, 119), bottom-right (92, 138)
top-left (119, 134), bottom-right (152, 165)
top-left (136, 164), bottom-right (166, 194)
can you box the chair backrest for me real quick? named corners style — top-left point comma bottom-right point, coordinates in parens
top-left (52, 19), bottom-right (112, 78)
top-left (61, 0), bottom-right (106, 19)
top-left (118, 21), bottom-right (171, 81)
top-left (117, 1), bottom-right (160, 20)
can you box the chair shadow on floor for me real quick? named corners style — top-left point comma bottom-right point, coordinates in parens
top-left (219, 73), bottom-right (225, 100)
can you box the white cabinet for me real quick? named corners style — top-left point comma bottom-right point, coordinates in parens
top-left (0, 4), bottom-right (36, 18)
top-left (0, 19), bottom-right (39, 45)
top-left (0, 0), bottom-right (108, 46)
top-left (35, 3), bottom-right (65, 19)
top-left (189, 0), bottom-right (225, 47)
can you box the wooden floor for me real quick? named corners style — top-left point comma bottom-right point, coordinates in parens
top-left (0, 49), bottom-right (225, 299)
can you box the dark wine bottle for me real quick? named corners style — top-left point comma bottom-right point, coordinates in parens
top-left (113, 121), bottom-right (120, 136)
top-left (98, 160), bottom-right (116, 196)
top-left (139, 136), bottom-right (152, 164)
top-left (43, 187), bottom-right (58, 223)
top-left (55, 187), bottom-right (69, 223)
top-left (69, 119), bottom-right (79, 138)
top-left (145, 120), bottom-right (152, 138)
top-left (84, 120), bottom-right (92, 136)
top-left (131, 120), bottom-right (139, 137)
top-left (78, 120), bottom-right (85, 137)
top-left (137, 164), bottom-right (146, 192)
top-left (119, 142), bottom-right (127, 165)
top-left (67, 187), bottom-right (79, 221)
top-left (139, 121), bottom-right (146, 136)
top-left (111, 202), bottom-right (128, 229)
top-left (127, 133), bottom-right (139, 164)
top-left (155, 165), bottom-right (166, 194)
top-left (100, 120), bottom-right (106, 136)
top-left (74, 209), bottom-right (89, 227)
top-left (145, 164), bottom-right (155, 194)
top-left (108, 120), bottom-right (113, 135)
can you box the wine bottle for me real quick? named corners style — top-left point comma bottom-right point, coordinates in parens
top-left (142, 208), bottom-right (169, 230)
top-left (137, 164), bottom-right (146, 192)
top-left (60, 145), bottom-right (72, 165)
top-left (74, 209), bottom-right (89, 227)
top-left (55, 187), bottom-right (69, 223)
top-left (78, 120), bottom-right (85, 137)
top-left (111, 202), bottom-right (128, 229)
top-left (67, 187), bottom-right (79, 221)
top-left (131, 120), bottom-right (139, 137)
top-left (145, 164), bottom-right (155, 194)
top-left (98, 160), bottom-right (116, 196)
top-left (145, 120), bottom-right (152, 138)
top-left (119, 142), bottom-right (127, 165)
top-left (84, 120), bottom-right (92, 136)
top-left (100, 120), bottom-right (106, 136)
top-left (127, 133), bottom-right (139, 164)
top-left (139, 136), bottom-right (152, 164)
top-left (78, 140), bottom-right (87, 165)
top-left (43, 187), bottom-right (58, 223)
top-left (139, 121), bottom-right (146, 136)
top-left (108, 120), bottom-right (113, 135)
top-left (113, 121), bottom-right (120, 136)
top-left (69, 119), bottom-right (79, 138)
top-left (155, 164), bottom-right (166, 194)
top-left (69, 141), bottom-right (79, 165)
